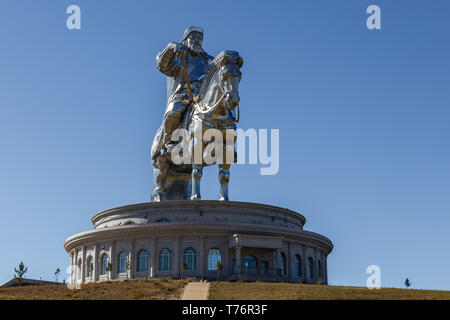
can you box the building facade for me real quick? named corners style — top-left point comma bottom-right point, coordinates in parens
top-left (64, 201), bottom-right (333, 284)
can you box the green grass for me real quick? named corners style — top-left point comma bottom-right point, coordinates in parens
top-left (0, 278), bottom-right (190, 300)
top-left (2, 279), bottom-right (449, 300)
top-left (208, 281), bottom-right (450, 300)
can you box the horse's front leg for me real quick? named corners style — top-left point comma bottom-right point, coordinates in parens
top-left (218, 163), bottom-right (230, 201)
top-left (190, 130), bottom-right (203, 200)
top-left (191, 164), bottom-right (203, 200)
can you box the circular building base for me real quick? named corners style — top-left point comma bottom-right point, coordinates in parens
top-left (64, 201), bottom-right (333, 284)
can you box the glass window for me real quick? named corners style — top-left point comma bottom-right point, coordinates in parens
top-left (243, 256), bottom-right (257, 275)
top-left (307, 257), bottom-right (314, 280)
top-left (137, 250), bottom-right (148, 272)
top-left (118, 251), bottom-right (128, 273)
top-left (183, 248), bottom-right (197, 271)
top-left (159, 248), bottom-right (172, 271)
top-left (101, 254), bottom-right (108, 275)
top-left (294, 255), bottom-right (302, 277)
top-left (318, 260), bottom-right (323, 279)
top-left (208, 248), bottom-right (221, 271)
top-left (86, 256), bottom-right (93, 278)
top-left (260, 261), bottom-right (268, 276)
top-left (77, 259), bottom-right (82, 279)
top-left (232, 259), bottom-right (236, 274)
top-left (280, 252), bottom-right (287, 275)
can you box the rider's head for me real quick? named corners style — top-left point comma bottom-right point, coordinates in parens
top-left (182, 27), bottom-right (203, 54)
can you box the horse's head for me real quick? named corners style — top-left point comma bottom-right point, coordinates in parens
top-left (216, 50), bottom-right (243, 110)
top-left (197, 51), bottom-right (243, 113)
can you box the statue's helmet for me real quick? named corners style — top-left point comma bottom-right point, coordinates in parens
top-left (181, 26), bottom-right (204, 42)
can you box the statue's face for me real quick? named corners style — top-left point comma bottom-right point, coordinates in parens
top-left (186, 32), bottom-right (203, 54)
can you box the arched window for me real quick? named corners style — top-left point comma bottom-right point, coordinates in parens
top-left (183, 248), bottom-right (197, 271)
top-left (118, 251), bottom-right (128, 273)
top-left (77, 259), bottom-right (82, 280)
top-left (280, 252), bottom-right (287, 275)
top-left (294, 255), bottom-right (302, 277)
top-left (318, 260), bottom-right (323, 279)
top-left (307, 257), bottom-right (315, 280)
top-left (86, 256), bottom-right (93, 278)
top-left (208, 248), bottom-right (221, 271)
top-left (101, 253), bottom-right (109, 275)
top-left (136, 249), bottom-right (148, 272)
top-left (159, 248), bottom-right (172, 271)
top-left (243, 255), bottom-right (257, 275)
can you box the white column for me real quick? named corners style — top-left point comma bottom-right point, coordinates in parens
top-left (74, 249), bottom-right (79, 283)
top-left (150, 237), bottom-right (157, 278)
top-left (110, 241), bottom-right (115, 280)
top-left (314, 247), bottom-right (318, 282)
top-left (223, 241), bottom-right (229, 279)
top-left (288, 242), bottom-right (294, 281)
top-left (276, 248), bottom-right (282, 277)
top-left (93, 243), bottom-right (98, 282)
top-left (203, 236), bottom-right (208, 277)
top-left (236, 247), bottom-right (242, 274)
top-left (70, 250), bottom-right (75, 284)
top-left (129, 239), bottom-right (135, 279)
top-left (302, 245), bottom-right (307, 282)
top-left (272, 250), bottom-right (277, 278)
top-left (81, 246), bottom-right (86, 283)
top-left (174, 236), bottom-right (181, 277)
top-left (199, 236), bottom-right (205, 277)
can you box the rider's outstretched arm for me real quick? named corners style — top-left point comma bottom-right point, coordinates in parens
top-left (156, 42), bottom-right (182, 77)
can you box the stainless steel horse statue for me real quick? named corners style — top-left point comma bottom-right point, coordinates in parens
top-left (151, 50), bottom-right (243, 201)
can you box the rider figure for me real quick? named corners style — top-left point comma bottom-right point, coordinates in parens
top-left (156, 26), bottom-right (214, 153)
top-left (151, 27), bottom-right (213, 201)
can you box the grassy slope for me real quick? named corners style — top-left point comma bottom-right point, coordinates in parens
top-left (2, 280), bottom-right (450, 300)
top-left (0, 278), bottom-right (189, 300)
top-left (208, 282), bottom-right (450, 300)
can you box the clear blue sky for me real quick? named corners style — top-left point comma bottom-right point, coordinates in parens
top-left (1, 0), bottom-right (449, 290)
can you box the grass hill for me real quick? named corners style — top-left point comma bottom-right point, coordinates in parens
top-left (1, 279), bottom-right (449, 300)
top-left (0, 278), bottom-right (189, 300)
top-left (209, 281), bottom-right (450, 300)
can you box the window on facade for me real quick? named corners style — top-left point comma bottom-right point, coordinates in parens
top-left (243, 255), bottom-right (257, 275)
top-left (318, 260), bottom-right (323, 279)
top-left (280, 252), bottom-right (287, 275)
top-left (159, 248), bottom-right (172, 271)
top-left (232, 259), bottom-right (236, 274)
top-left (137, 249), bottom-right (148, 272)
top-left (118, 251), bottom-right (128, 273)
top-left (294, 255), bottom-right (302, 277)
top-left (86, 256), bottom-right (93, 278)
top-left (307, 257), bottom-right (314, 280)
top-left (101, 254), bottom-right (108, 275)
top-left (208, 248), bottom-right (221, 271)
top-left (260, 261), bottom-right (268, 276)
top-left (77, 259), bottom-right (82, 279)
top-left (183, 247), bottom-right (197, 271)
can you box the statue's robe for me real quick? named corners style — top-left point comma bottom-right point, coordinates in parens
top-left (151, 42), bottom-right (213, 166)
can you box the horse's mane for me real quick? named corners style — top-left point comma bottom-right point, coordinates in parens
top-left (197, 51), bottom-right (228, 102)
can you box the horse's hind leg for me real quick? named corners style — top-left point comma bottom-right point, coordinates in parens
top-left (218, 164), bottom-right (230, 201)
top-left (190, 165), bottom-right (203, 200)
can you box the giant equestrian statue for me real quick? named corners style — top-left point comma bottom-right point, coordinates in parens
top-left (151, 27), bottom-right (243, 201)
